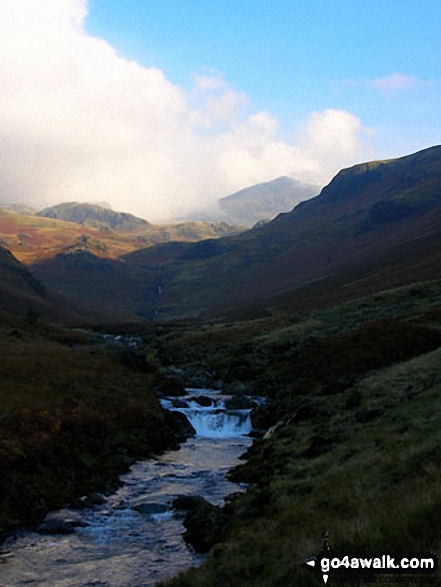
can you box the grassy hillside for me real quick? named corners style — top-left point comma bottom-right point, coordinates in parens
top-left (37, 202), bottom-right (152, 231)
top-left (0, 207), bottom-right (243, 265)
top-left (119, 145), bottom-right (441, 321)
top-left (146, 279), bottom-right (441, 586)
top-left (0, 315), bottom-right (184, 538)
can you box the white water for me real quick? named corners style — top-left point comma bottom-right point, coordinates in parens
top-left (0, 389), bottom-right (253, 587)
top-left (161, 390), bottom-right (252, 438)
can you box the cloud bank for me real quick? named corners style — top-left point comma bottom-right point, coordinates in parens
top-left (0, 0), bottom-right (373, 221)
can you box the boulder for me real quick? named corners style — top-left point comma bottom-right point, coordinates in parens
top-left (172, 495), bottom-right (206, 511)
top-left (133, 502), bottom-right (169, 515)
top-left (171, 399), bottom-right (189, 409)
top-left (37, 511), bottom-right (85, 535)
top-left (172, 495), bottom-right (225, 552)
top-left (71, 492), bottom-right (107, 509)
top-left (163, 409), bottom-right (196, 442)
top-left (224, 396), bottom-right (257, 410)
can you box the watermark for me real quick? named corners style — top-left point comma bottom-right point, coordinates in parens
top-left (303, 534), bottom-right (438, 584)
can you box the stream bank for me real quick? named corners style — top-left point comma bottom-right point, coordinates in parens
top-left (0, 389), bottom-right (254, 587)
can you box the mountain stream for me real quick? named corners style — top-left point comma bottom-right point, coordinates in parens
top-left (0, 389), bottom-right (253, 587)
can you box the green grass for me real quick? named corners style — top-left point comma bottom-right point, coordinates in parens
top-left (148, 280), bottom-right (441, 586)
top-left (161, 347), bottom-right (441, 586)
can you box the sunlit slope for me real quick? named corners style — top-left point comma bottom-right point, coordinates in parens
top-left (0, 207), bottom-right (243, 265)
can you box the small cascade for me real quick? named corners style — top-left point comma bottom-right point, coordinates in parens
top-left (0, 388), bottom-right (255, 587)
top-left (161, 390), bottom-right (253, 438)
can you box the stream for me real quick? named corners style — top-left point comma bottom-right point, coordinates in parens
top-left (0, 389), bottom-right (254, 587)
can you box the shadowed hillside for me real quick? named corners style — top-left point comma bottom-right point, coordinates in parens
top-left (0, 245), bottom-right (129, 324)
top-left (26, 145), bottom-right (441, 322)
top-left (120, 145), bottom-right (441, 320)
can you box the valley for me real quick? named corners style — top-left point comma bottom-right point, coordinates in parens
top-left (1, 145), bottom-right (441, 586)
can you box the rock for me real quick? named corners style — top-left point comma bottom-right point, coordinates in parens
top-left (176, 496), bottom-right (225, 553)
top-left (72, 493), bottom-right (106, 510)
top-left (133, 502), bottom-right (169, 515)
top-left (250, 403), bottom-right (279, 430)
top-left (171, 399), bottom-right (189, 409)
top-left (37, 511), bottom-right (85, 534)
top-left (225, 396), bottom-right (257, 410)
top-left (188, 395), bottom-right (212, 407)
top-left (172, 495), bottom-right (206, 511)
top-left (263, 414), bottom-right (296, 439)
top-left (164, 409), bottom-right (196, 441)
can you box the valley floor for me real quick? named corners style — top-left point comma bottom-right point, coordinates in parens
top-left (146, 280), bottom-right (441, 586)
top-left (2, 279), bottom-right (441, 586)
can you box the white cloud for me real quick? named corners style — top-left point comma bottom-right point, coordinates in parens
top-left (343, 72), bottom-right (435, 95)
top-left (0, 0), bottom-right (373, 221)
top-left (370, 72), bottom-right (424, 92)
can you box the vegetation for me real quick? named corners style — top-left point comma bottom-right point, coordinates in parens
top-left (0, 315), bottom-right (184, 538)
top-left (138, 279), bottom-right (441, 586)
top-left (2, 145), bottom-right (441, 586)
top-left (0, 207), bottom-right (243, 265)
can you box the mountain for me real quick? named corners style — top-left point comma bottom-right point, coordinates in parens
top-left (28, 145), bottom-right (441, 322)
top-left (217, 176), bottom-right (320, 226)
top-left (37, 202), bottom-right (151, 231)
top-left (0, 206), bottom-right (244, 267)
top-left (117, 145), bottom-right (441, 319)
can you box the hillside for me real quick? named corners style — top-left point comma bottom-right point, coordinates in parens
top-left (152, 280), bottom-right (441, 586)
top-left (218, 176), bottom-right (320, 226)
top-left (0, 245), bottom-right (46, 312)
top-left (0, 207), bottom-right (243, 266)
top-left (118, 145), bottom-right (441, 320)
top-left (25, 145), bottom-right (441, 322)
top-left (0, 245), bottom-right (91, 323)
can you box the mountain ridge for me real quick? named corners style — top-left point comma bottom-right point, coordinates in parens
top-left (27, 144), bottom-right (441, 322)
top-left (120, 144), bottom-right (441, 319)
top-left (36, 202), bottom-right (151, 231)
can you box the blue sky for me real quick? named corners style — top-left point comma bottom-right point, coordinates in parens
top-left (86, 0), bottom-right (441, 157)
top-left (0, 1), bottom-right (440, 221)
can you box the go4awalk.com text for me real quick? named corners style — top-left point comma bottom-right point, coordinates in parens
top-left (305, 551), bottom-right (438, 584)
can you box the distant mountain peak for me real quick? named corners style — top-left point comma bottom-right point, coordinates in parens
top-left (36, 202), bottom-right (150, 232)
top-left (218, 176), bottom-right (320, 226)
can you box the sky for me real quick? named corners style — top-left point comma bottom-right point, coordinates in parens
top-left (0, 0), bottom-right (440, 222)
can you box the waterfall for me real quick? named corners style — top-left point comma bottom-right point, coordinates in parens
top-left (161, 390), bottom-right (252, 438)
top-left (0, 392), bottom-right (255, 587)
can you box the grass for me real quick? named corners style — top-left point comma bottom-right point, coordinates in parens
top-left (0, 208), bottom-right (243, 265)
top-left (146, 280), bottom-right (441, 586)
top-left (161, 348), bottom-right (441, 586)
top-left (0, 318), bottom-right (182, 537)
